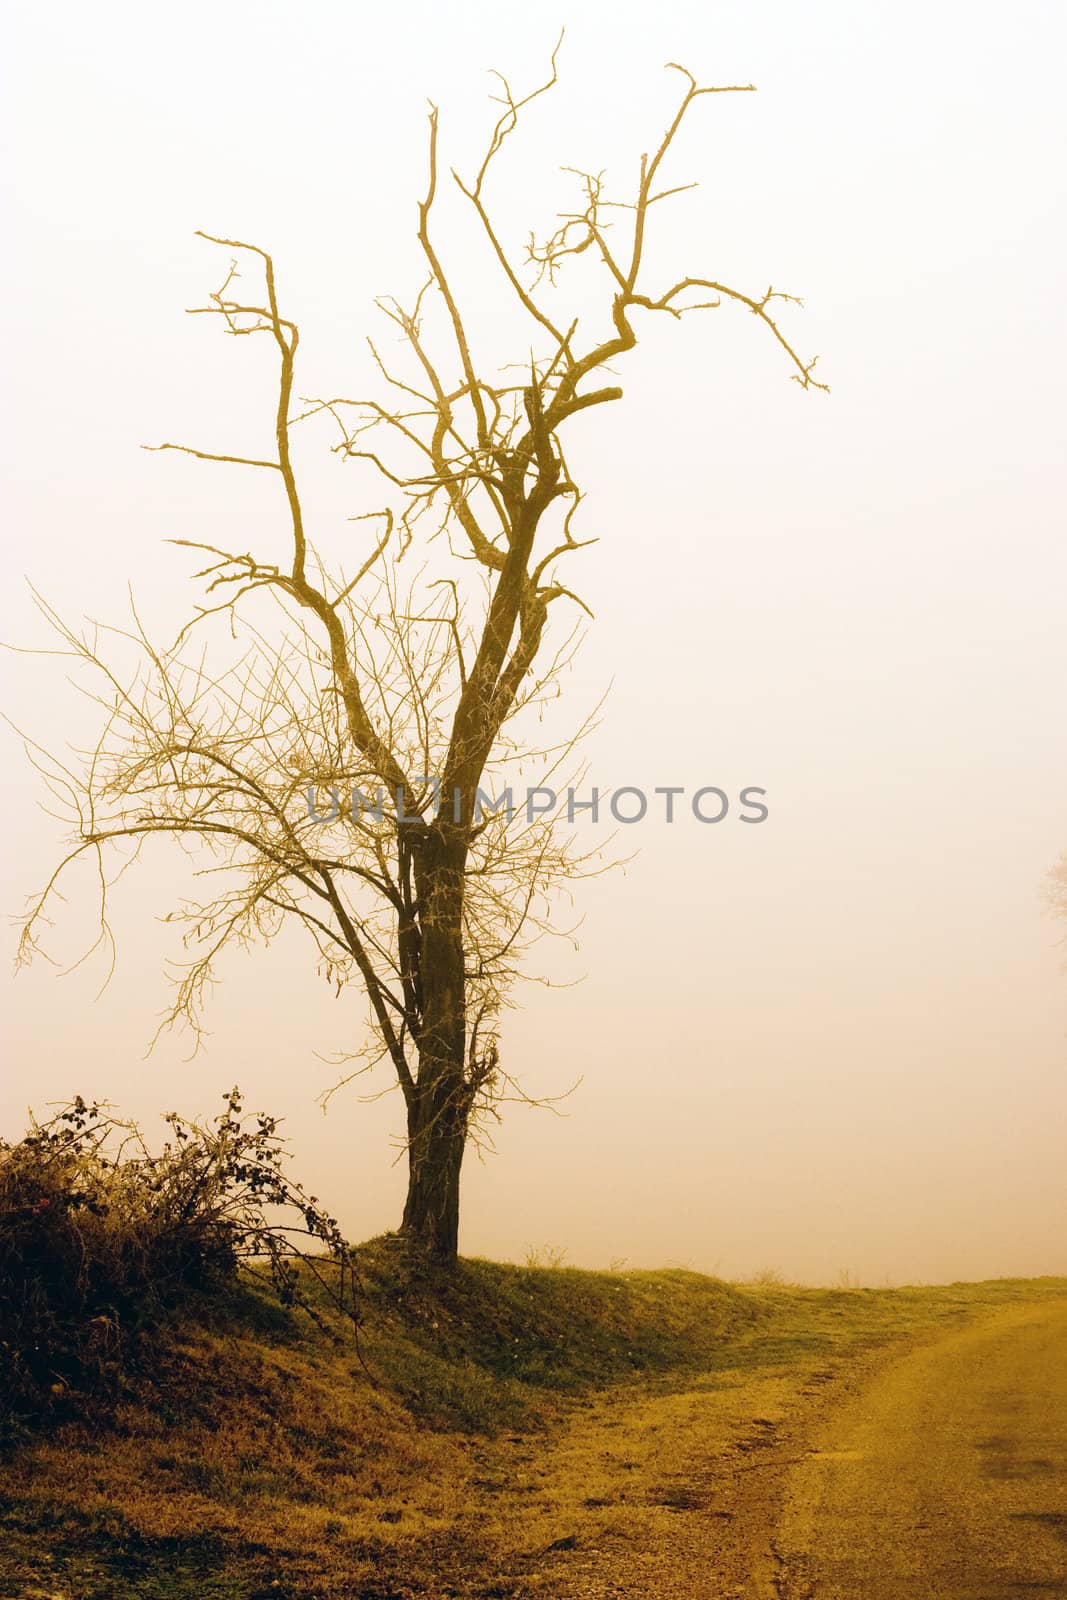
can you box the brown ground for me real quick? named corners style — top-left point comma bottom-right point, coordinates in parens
top-left (3, 1278), bottom-right (1066, 1597)
top-left (771, 1299), bottom-right (1067, 1599)
top-left (446, 1298), bottom-right (1067, 1598)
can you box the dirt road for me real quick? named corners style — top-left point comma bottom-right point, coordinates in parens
top-left (770, 1299), bottom-right (1067, 1598)
top-left (463, 1292), bottom-right (1067, 1599)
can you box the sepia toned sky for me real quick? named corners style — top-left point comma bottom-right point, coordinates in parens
top-left (2, 0), bottom-right (1065, 1285)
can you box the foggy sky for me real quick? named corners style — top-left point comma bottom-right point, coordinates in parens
top-left (2, 0), bottom-right (1065, 1284)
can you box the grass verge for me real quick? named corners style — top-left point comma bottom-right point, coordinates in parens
top-left (1, 1245), bottom-right (1064, 1599)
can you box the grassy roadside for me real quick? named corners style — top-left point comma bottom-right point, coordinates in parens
top-left (2, 1246), bottom-right (1064, 1600)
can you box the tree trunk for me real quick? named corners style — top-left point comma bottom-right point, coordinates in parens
top-left (401, 1084), bottom-right (468, 1261)
top-left (401, 829), bottom-right (469, 1263)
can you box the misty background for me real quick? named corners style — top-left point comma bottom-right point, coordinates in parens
top-left (2, 0), bottom-right (1065, 1283)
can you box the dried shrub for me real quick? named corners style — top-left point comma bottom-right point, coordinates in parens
top-left (0, 1089), bottom-right (358, 1434)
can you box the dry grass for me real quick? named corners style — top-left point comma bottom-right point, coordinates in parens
top-left (2, 1255), bottom-right (1065, 1598)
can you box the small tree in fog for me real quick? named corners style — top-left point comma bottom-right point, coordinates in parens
top-left (1050, 856), bottom-right (1067, 935)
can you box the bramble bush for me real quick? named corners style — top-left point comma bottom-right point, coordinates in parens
top-left (0, 1089), bottom-right (358, 1433)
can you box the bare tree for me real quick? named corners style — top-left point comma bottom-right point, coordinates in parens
top-left (18, 53), bottom-right (825, 1263)
top-left (1050, 856), bottom-right (1067, 932)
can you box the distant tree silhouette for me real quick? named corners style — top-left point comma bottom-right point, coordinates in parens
top-left (1050, 855), bottom-right (1067, 932)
